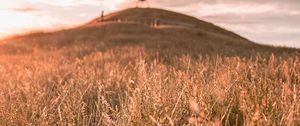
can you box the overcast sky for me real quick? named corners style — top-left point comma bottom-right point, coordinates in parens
top-left (0, 0), bottom-right (299, 48)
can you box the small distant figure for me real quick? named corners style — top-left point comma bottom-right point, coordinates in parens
top-left (136, 0), bottom-right (149, 8)
top-left (100, 10), bottom-right (104, 22)
top-left (117, 19), bottom-right (121, 23)
top-left (154, 19), bottom-right (160, 27)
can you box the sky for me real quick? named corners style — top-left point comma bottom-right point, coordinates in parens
top-left (0, 0), bottom-right (299, 48)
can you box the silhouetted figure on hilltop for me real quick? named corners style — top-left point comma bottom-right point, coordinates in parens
top-left (97, 10), bottom-right (105, 22)
top-left (100, 10), bottom-right (104, 22)
top-left (136, 0), bottom-right (149, 8)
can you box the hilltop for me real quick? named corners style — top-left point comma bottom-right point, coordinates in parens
top-left (0, 8), bottom-right (299, 57)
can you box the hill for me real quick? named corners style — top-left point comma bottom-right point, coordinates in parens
top-left (1, 8), bottom-right (299, 58)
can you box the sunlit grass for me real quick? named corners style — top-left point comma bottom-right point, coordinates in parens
top-left (0, 22), bottom-right (299, 125)
top-left (0, 44), bottom-right (299, 125)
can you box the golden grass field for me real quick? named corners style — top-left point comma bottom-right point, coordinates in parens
top-left (0, 8), bottom-right (299, 125)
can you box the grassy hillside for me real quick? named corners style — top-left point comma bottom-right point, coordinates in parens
top-left (0, 8), bottom-right (299, 125)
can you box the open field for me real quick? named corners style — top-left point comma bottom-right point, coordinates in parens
top-left (0, 8), bottom-right (299, 125)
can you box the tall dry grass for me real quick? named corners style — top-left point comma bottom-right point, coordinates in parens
top-left (0, 23), bottom-right (299, 125)
top-left (0, 43), bottom-right (299, 125)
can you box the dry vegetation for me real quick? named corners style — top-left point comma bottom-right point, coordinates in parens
top-left (0, 42), bottom-right (300, 125)
top-left (0, 8), bottom-right (300, 125)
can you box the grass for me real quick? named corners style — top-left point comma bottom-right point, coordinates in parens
top-left (0, 42), bottom-right (299, 125)
top-left (0, 12), bottom-right (299, 125)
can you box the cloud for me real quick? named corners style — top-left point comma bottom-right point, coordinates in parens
top-left (0, 7), bottom-right (71, 38)
top-left (25, 0), bottom-right (100, 6)
top-left (119, 0), bottom-right (299, 47)
top-left (11, 7), bottom-right (39, 13)
top-left (0, 0), bottom-right (117, 38)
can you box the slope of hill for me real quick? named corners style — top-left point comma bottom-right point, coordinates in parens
top-left (0, 8), bottom-right (299, 126)
top-left (89, 8), bottom-right (250, 41)
top-left (1, 8), bottom-right (299, 58)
